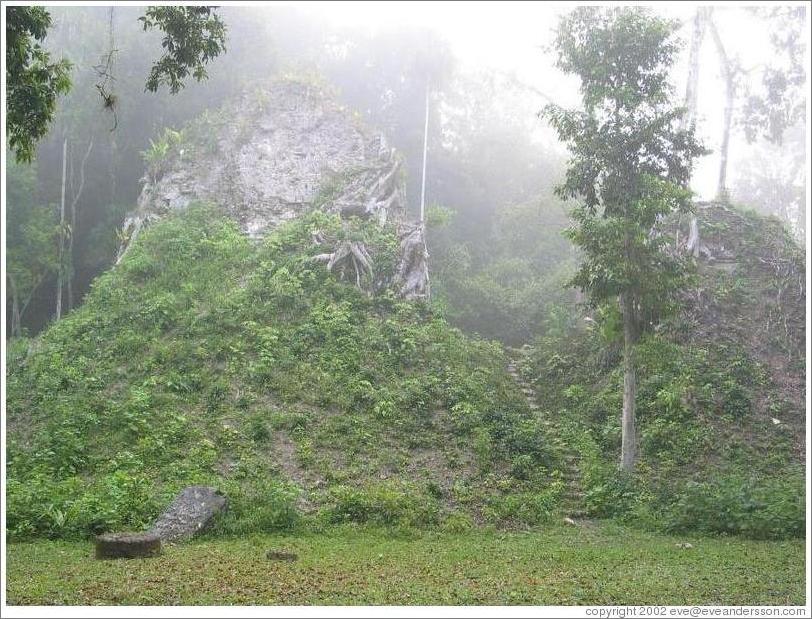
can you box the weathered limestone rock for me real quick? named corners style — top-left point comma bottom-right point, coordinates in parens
top-left (149, 486), bottom-right (227, 542)
top-left (117, 80), bottom-right (397, 242)
top-left (95, 532), bottom-right (162, 559)
top-left (116, 79), bottom-right (429, 300)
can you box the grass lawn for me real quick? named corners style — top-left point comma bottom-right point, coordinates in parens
top-left (5, 522), bottom-right (805, 606)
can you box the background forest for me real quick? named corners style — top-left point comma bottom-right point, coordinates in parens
top-left (7, 5), bottom-right (805, 343)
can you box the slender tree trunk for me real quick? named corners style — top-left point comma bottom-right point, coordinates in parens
top-left (67, 137), bottom-right (94, 311)
top-left (56, 138), bottom-right (67, 321)
top-left (419, 76), bottom-right (432, 300)
top-left (8, 275), bottom-right (21, 338)
top-left (686, 216), bottom-right (701, 257)
top-left (68, 142), bottom-right (75, 311)
top-left (682, 8), bottom-right (709, 131)
top-left (620, 292), bottom-right (638, 472)
top-left (709, 17), bottom-right (734, 202)
top-left (682, 8), bottom-right (710, 253)
top-left (419, 76), bottom-right (430, 224)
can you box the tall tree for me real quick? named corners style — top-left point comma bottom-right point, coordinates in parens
top-left (682, 7), bottom-right (711, 255)
top-left (544, 7), bottom-right (705, 471)
top-left (66, 136), bottom-right (95, 311)
top-left (6, 156), bottom-right (60, 337)
top-left (681, 8), bottom-right (710, 131)
top-left (419, 75), bottom-right (430, 225)
top-left (700, 7), bottom-right (806, 203)
top-left (739, 6), bottom-right (807, 146)
top-left (55, 138), bottom-right (67, 320)
top-left (708, 13), bottom-right (737, 201)
top-left (5, 7), bottom-right (72, 163)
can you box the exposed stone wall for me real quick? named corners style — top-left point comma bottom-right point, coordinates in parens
top-left (116, 79), bottom-right (427, 300)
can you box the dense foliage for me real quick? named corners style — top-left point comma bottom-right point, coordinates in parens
top-left (5, 6), bottom-right (72, 163)
top-left (7, 204), bottom-right (569, 539)
top-left (522, 205), bottom-right (804, 539)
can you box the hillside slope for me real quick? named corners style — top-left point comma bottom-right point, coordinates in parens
top-left (7, 206), bottom-right (566, 539)
top-left (523, 202), bottom-right (805, 539)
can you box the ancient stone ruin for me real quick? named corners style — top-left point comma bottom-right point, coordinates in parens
top-left (149, 486), bottom-right (227, 542)
top-left (116, 78), bottom-right (429, 300)
top-left (95, 486), bottom-right (226, 559)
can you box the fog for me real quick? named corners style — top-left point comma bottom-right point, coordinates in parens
top-left (285, 1), bottom-right (803, 200)
top-left (7, 2), bottom-right (808, 338)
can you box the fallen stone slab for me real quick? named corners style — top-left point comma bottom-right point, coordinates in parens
top-left (95, 532), bottom-right (162, 559)
top-left (149, 485), bottom-right (227, 542)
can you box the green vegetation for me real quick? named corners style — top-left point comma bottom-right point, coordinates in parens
top-left (6, 524), bottom-right (804, 605)
top-left (543, 6), bottom-right (707, 471)
top-left (523, 204), bottom-right (805, 540)
top-left (5, 6), bottom-right (72, 163)
top-left (6, 155), bottom-right (60, 338)
top-left (6, 203), bottom-right (804, 544)
top-left (5, 6), bottom-right (227, 163)
top-left (4, 9), bottom-right (806, 610)
top-left (431, 200), bottom-right (578, 345)
top-left (142, 127), bottom-right (186, 179)
top-left (139, 7), bottom-right (227, 95)
top-left (7, 203), bottom-right (566, 540)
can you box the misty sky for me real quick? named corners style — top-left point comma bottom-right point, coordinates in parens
top-left (283, 1), bottom-right (806, 200)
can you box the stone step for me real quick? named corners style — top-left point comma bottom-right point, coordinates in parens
top-left (564, 510), bottom-right (590, 519)
top-left (561, 496), bottom-right (585, 504)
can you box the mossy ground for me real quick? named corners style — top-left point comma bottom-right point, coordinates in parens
top-left (5, 523), bottom-right (804, 606)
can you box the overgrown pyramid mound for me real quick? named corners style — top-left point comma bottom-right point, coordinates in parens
top-left (525, 202), bottom-right (805, 539)
top-left (118, 78), bottom-right (428, 299)
top-left (7, 85), bottom-right (565, 539)
top-left (680, 203), bottom-right (805, 434)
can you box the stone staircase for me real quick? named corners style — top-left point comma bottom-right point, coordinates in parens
top-left (506, 348), bottom-right (586, 519)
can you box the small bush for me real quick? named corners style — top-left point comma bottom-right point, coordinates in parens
top-left (324, 482), bottom-right (439, 527)
top-left (583, 469), bottom-right (641, 519)
top-left (483, 482), bottom-right (564, 527)
top-left (215, 479), bottom-right (301, 535)
top-left (441, 511), bottom-right (474, 533)
top-left (6, 471), bottom-right (167, 540)
top-left (664, 471), bottom-right (805, 539)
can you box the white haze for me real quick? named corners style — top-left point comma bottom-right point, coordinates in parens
top-left (282, 0), bottom-right (807, 200)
